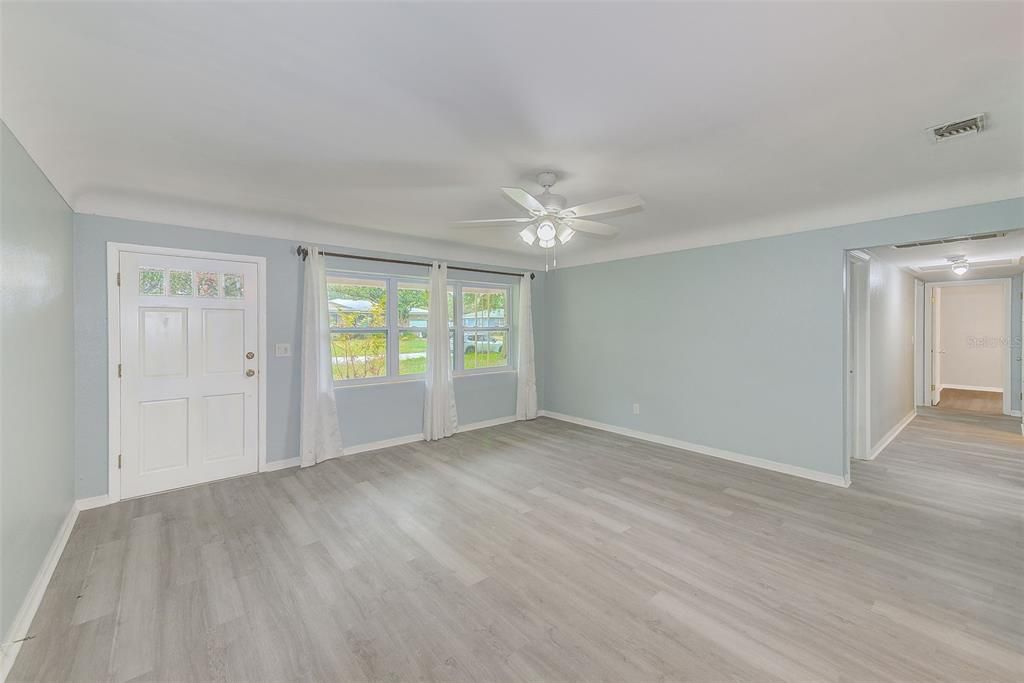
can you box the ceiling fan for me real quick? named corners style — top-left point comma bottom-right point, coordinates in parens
top-left (457, 172), bottom-right (644, 249)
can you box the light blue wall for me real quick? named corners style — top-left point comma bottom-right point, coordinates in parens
top-left (541, 198), bottom-right (1024, 479)
top-left (1, 123), bottom-right (76, 637)
top-left (74, 214), bottom-right (541, 499)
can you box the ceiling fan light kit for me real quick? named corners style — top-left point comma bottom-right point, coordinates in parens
top-left (457, 171), bottom-right (645, 252)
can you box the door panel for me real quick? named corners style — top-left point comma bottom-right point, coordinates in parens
top-left (203, 309), bottom-right (245, 374)
top-left (203, 393), bottom-right (245, 462)
top-left (141, 308), bottom-right (188, 377)
top-left (139, 398), bottom-right (189, 474)
top-left (121, 251), bottom-right (259, 498)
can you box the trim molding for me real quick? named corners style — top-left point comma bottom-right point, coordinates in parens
top-left (345, 433), bottom-right (424, 456)
top-left (261, 456), bottom-right (301, 472)
top-left (866, 409), bottom-right (917, 461)
top-left (75, 495), bottom-right (110, 511)
top-left (0, 504), bottom-right (78, 682)
top-left (939, 383), bottom-right (1004, 393)
top-left (456, 415), bottom-right (518, 433)
top-left (538, 411), bottom-right (849, 488)
top-left (221, 415), bottom-right (520, 474)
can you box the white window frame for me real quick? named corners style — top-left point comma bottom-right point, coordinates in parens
top-left (454, 282), bottom-right (513, 376)
top-left (328, 270), bottom-right (513, 386)
top-left (396, 279), bottom-right (431, 379)
top-left (327, 273), bottom-right (391, 386)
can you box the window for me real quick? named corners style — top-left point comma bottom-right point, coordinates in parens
top-left (327, 276), bottom-right (387, 380)
top-left (398, 282), bottom-right (428, 375)
top-left (328, 271), bottom-right (511, 384)
top-left (460, 286), bottom-right (509, 370)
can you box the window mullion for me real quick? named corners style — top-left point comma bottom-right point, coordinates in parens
top-left (454, 283), bottom-right (464, 373)
top-left (387, 277), bottom-right (398, 377)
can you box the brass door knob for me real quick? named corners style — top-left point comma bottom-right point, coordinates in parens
top-left (246, 369), bottom-right (256, 377)
top-left (246, 352), bottom-right (255, 359)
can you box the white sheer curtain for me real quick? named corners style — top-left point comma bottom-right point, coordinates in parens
top-left (423, 262), bottom-right (458, 440)
top-left (516, 273), bottom-right (538, 420)
top-left (299, 248), bottom-right (345, 466)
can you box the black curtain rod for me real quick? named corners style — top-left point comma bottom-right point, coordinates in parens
top-left (296, 245), bottom-right (535, 279)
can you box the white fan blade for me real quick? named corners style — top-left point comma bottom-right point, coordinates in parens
top-left (502, 187), bottom-right (546, 214)
top-left (455, 217), bottom-right (534, 226)
top-left (563, 219), bottom-right (619, 238)
top-left (560, 193), bottom-right (643, 219)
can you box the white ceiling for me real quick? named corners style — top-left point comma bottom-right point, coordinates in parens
top-left (3, 1), bottom-right (1023, 268)
top-left (868, 228), bottom-right (1024, 282)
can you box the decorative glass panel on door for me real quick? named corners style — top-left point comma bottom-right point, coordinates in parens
top-left (139, 268), bottom-right (165, 295)
top-left (169, 270), bottom-right (194, 296)
top-left (197, 272), bottom-right (220, 297)
top-left (224, 273), bottom-right (244, 298)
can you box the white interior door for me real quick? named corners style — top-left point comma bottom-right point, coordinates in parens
top-left (120, 251), bottom-right (259, 498)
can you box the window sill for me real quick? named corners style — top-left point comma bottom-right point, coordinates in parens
top-left (334, 376), bottom-right (424, 389)
top-left (454, 368), bottom-right (517, 378)
top-left (334, 368), bottom-right (516, 389)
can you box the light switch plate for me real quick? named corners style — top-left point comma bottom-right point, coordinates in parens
top-left (275, 343), bottom-right (292, 357)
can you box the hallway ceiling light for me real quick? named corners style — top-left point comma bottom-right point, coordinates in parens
top-left (949, 256), bottom-right (969, 276)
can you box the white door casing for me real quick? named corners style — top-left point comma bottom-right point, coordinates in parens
top-left (931, 287), bottom-right (942, 405)
top-left (113, 246), bottom-right (264, 499)
top-left (924, 278), bottom-right (1013, 415)
top-left (845, 250), bottom-right (871, 474)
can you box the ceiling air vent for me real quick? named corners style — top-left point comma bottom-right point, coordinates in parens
top-left (892, 233), bottom-right (1004, 249)
top-left (930, 114), bottom-right (985, 142)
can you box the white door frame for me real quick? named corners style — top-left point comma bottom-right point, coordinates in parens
top-left (844, 250), bottom-right (871, 479)
top-left (106, 242), bottom-right (268, 504)
top-left (923, 277), bottom-right (1013, 416)
top-left (914, 280), bottom-right (925, 407)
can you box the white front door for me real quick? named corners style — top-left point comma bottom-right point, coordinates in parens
top-left (120, 251), bottom-right (259, 498)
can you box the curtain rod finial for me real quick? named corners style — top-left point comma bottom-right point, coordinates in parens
top-left (297, 245), bottom-right (309, 261)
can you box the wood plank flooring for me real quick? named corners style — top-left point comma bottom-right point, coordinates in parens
top-left (936, 388), bottom-right (1004, 415)
top-left (10, 414), bottom-right (1024, 682)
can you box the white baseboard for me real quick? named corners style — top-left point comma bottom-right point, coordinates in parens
top-left (1011, 409), bottom-right (1022, 418)
top-left (866, 409), bottom-right (917, 461)
top-left (344, 415), bottom-right (518, 455)
top-left (1, 503), bottom-right (79, 682)
top-left (345, 433), bottom-right (424, 456)
top-left (538, 411), bottom-right (849, 488)
top-left (75, 494), bottom-right (110, 511)
top-left (261, 456), bottom-right (301, 472)
top-left (456, 415), bottom-right (518, 433)
top-left (940, 384), bottom-right (1003, 393)
top-left (259, 415), bottom-right (520, 468)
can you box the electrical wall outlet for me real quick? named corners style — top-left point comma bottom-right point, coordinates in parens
top-left (275, 343), bottom-right (292, 357)
top-left (632, 403), bottom-right (640, 415)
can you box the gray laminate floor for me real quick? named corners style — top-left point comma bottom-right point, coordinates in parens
top-left (10, 414), bottom-right (1024, 682)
